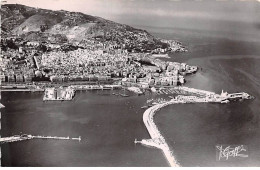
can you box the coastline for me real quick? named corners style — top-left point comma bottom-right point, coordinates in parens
top-left (1, 1), bottom-right (260, 166)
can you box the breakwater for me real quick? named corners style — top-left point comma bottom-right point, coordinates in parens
top-left (139, 87), bottom-right (253, 167)
top-left (0, 134), bottom-right (81, 144)
top-left (141, 101), bottom-right (182, 167)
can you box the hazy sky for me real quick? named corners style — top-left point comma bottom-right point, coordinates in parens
top-left (4, 0), bottom-right (260, 22)
top-left (3, 0), bottom-right (260, 41)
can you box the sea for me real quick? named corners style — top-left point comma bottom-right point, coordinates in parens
top-left (1, 17), bottom-right (260, 167)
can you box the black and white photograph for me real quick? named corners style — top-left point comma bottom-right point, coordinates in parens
top-left (0, 0), bottom-right (260, 167)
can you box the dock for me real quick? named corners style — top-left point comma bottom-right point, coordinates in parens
top-left (32, 135), bottom-right (81, 141)
top-left (0, 134), bottom-right (81, 144)
top-left (0, 85), bottom-right (44, 92)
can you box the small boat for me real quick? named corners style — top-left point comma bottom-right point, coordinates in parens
top-left (120, 93), bottom-right (129, 97)
top-left (221, 100), bottom-right (230, 103)
top-left (120, 88), bottom-right (129, 97)
top-left (141, 106), bottom-right (149, 109)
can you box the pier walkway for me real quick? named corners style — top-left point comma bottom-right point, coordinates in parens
top-left (138, 88), bottom-right (253, 167)
top-left (0, 134), bottom-right (81, 144)
top-left (140, 101), bottom-right (182, 167)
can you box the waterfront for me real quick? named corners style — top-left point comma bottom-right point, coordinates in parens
top-left (1, 52), bottom-right (260, 166)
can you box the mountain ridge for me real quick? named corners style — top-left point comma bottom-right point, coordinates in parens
top-left (1, 4), bottom-right (186, 52)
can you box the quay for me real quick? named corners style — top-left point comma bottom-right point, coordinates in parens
top-left (0, 134), bottom-right (81, 144)
top-left (70, 84), bottom-right (121, 90)
top-left (137, 88), bottom-right (253, 167)
top-left (154, 86), bottom-right (253, 101)
top-left (0, 85), bottom-right (44, 92)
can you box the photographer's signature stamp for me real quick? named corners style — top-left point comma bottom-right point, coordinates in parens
top-left (216, 145), bottom-right (249, 161)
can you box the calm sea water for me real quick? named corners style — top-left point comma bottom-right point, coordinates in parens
top-left (155, 29), bottom-right (260, 166)
top-left (1, 27), bottom-right (260, 166)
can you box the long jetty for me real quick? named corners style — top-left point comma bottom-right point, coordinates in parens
top-left (0, 134), bottom-right (81, 144)
top-left (0, 89), bottom-right (44, 92)
top-left (138, 87), bottom-right (253, 167)
top-left (141, 101), bottom-right (182, 167)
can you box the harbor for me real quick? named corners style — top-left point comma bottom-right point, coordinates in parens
top-left (0, 134), bottom-right (81, 144)
top-left (1, 83), bottom-right (258, 166)
top-left (136, 87), bottom-right (253, 167)
top-left (1, 0), bottom-right (260, 166)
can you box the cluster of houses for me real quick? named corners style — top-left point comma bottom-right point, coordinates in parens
top-left (0, 33), bottom-right (196, 87)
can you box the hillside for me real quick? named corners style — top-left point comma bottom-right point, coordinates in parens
top-left (1, 4), bottom-right (185, 52)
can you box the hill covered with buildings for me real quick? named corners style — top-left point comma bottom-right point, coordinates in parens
top-left (0, 4), bottom-right (197, 89)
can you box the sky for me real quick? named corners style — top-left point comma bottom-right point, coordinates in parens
top-left (3, 0), bottom-right (260, 22)
top-left (2, 0), bottom-right (260, 41)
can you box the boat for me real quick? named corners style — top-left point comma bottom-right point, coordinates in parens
top-left (120, 88), bottom-right (129, 97)
top-left (120, 93), bottom-right (129, 97)
top-left (127, 87), bottom-right (143, 94)
top-left (221, 100), bottom-right (230, 103)
top-left (151, 87), bottom-right (157, 93)
top-left (141, 105), bottom-right (149, 109)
